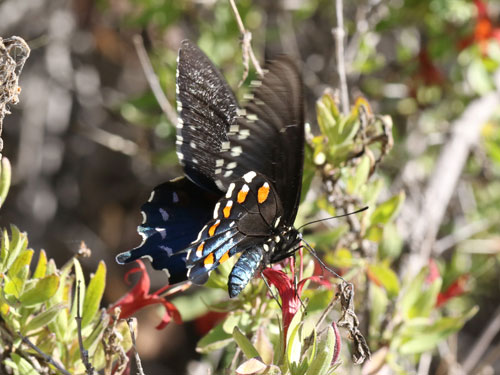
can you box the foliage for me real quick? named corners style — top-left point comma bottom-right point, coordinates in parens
top-left (0, 158), bottom-right (132, 374)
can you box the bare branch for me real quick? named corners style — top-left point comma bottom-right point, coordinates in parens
top-left (462, 306), bottom-right (500, 373)
top-left (0, 36), bottom-right (30, 155)
top-left (132, 34), bottom-right (178, 126)
top-left (332, 0), bottom-right (349, 115)
top-left (77, 281), bottom-right (95, 375)
top-left (18, 332), bottom-right (71, 375)
top-left (406, 78), bottom-right (500, 276)
top-left (127, 318), bottom-right (146, 375)
top-left (229, 0), bottom-right (263, 84)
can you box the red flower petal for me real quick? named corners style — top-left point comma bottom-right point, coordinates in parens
top-left (110, 260), bottom-right (183, 330)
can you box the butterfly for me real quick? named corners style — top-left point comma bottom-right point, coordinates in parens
top-left (116, 40), bottom-right (304, 298)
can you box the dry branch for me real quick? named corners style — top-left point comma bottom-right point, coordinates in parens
top-left (405, 71), bottom-right (500, 276)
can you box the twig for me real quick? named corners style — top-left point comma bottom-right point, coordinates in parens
top-left (132, 35), bottom-right (178, 126)
top-left (18, 332), bottom-right (71, 375)
top-left (127, 318), bottom-right (145, 375)
top-left (77, 281), bottom-right (95, 375)
top-left (406, 72), bottom-right (500, 276)
top-left (229, 0), bottom-right (263, 85)
top-left (332, 0), bottom-right (349, 115)
top-left (433, 219), bottom-right (492, 255)
top-left (462, 306), bottom-right (500, 373)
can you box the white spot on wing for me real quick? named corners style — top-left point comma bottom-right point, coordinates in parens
top-left (246, 113), bottom-right (258, 122)
top-left (221, 141), bottom-right (230, 151)
top-left (141, 255), bottom-right (153, 263)
top-left (159, 208), bottom-right (169, 221)
top-left (227, 162), bottom-right (237, 170)
top-left (226, 183), bottom-right (236, 198)
top-left (141, 211), bottom-right (147, 224)
top-left (263, 244), bottom-right (270, 252)
top-left (173, 192), bottom-right (179, 203)
top-left (229, 125), bottom-right (239, 133)
top-left (155, 227), bottom-right (167, 239)
top-left (162, 268), bottom-right (172, 281)
top-left (224, 170), bottom-right (233, 178)
top-left (190, 141), bottom-right (197, 149)
top-left (236, 108), bottom-right (247, 116)
top-left (231, 146), bottom-right (243, 157)
top-left (216, 159), bottom-right (224, 167)
top-left (274, 217), bottom-right (281, 228)
top-left (213, 202), bottom-right (221, 219)
top-left (176, 151), bottom-right (184, 160)
top-left (148, 191), bottom-right (155, 202)
top-left (159, 245), bottom-right (173, 256)
top-left (243, 171), bottom-right (257, 183)
top-left (238, 129), bottom-right (250, 140)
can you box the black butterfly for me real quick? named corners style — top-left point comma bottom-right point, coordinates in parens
top-left (116, 40), bottom-right (304, 298)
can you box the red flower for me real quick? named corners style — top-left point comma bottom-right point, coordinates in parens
top-left (436, 275), bottom-right (469, 308)
top-left (262, 267), bottom-right (330, 338)
top-left (458, 0), bottom-right (500, 53)
top-left (426, 258), bottom-right (441, 284)
top-left (110, 260), bottom-right (186, 329)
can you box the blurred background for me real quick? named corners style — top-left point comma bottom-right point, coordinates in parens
top-left (1, 0), bottom-right (499, 374)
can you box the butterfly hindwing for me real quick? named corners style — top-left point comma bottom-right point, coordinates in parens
top-left (185, 171), bottom-right (283, 286)
top-left (116, 177), bottom-right (219, 284)
top-left (118, 41), bottom-right (305, 298)
top-left (176, 40), bottom-right (238, 194)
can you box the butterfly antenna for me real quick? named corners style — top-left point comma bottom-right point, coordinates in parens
top-left (297, 206), bottom-right (368, 231)
top-left (301, 238), bottom-right (346, 284)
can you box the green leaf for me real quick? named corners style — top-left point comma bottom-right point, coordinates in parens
top-left (197, 322), bottom-right (232, 353)
top-left (82, 261), bottom-right (106, 328)
top-left (467, 59), bottom-right (493, 95)
top-left (19, 274), bottom-right (60, 307)
top-left (316, 94), bottom-right (339, 142)
top-left (23, 303), bottom-right (66, 334)
top-left (399, 308), bottom-right (477, 354)
top-left (11, 353), bottom-right (38, 375)
top-left (0, 157), bottom-right (12, 208)
top-left (33, 250), bottom-right (47, 279)
top-left (347, 155), bottom-right (371, 195)
top-left (4, 226), bottom-right (29, 274)
top-left (4, 273), bottom-right (25, 298)
top-left (367, 263), bottom-right (400, 298)
top-left (83, 314), bottom-right (109, 351)
top-left (305, 326), bottom-right (335, 375)
top-left (235, 358), bottom-right (268, 375)
top-left (370, 191), bottom-right (405, 225)
top-left (286, 313), bottom-right (303, 369)
top-left (233, 326), bottom-right (261, 359)
top-left (8, 249), bottom-right (33, 279)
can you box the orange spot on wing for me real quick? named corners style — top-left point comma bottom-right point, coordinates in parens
top-left (258, 184), bottom-right (270, 203)
top-left (204, 253), bottom-right (215, 266)
top-left (196, 242), bottom-right (205, 256)
top-left (237, 189), bottom-right (248, 203)
top-left (223, 205), bottom-right (231, 218)
top-left (208, 221), bottom-right (220, 236)
top-left (219, 251), bottom-right (230, 264)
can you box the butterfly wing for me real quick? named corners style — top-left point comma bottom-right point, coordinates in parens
top-left (176, 40), bottom-right (238, 194)
top-left (116, 177), bottom-right (219, 284)
top-left (185, 172), bottom-right (283, 286)
top-left (213, 57), bottom-right (305, 224)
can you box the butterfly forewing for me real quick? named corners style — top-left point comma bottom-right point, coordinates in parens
top-left (213, 57), bottom-right (304, 224)
top-left (176, 40), bottom-right (238, 194)
top-left (118, 41), bottom-right (305, 298)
